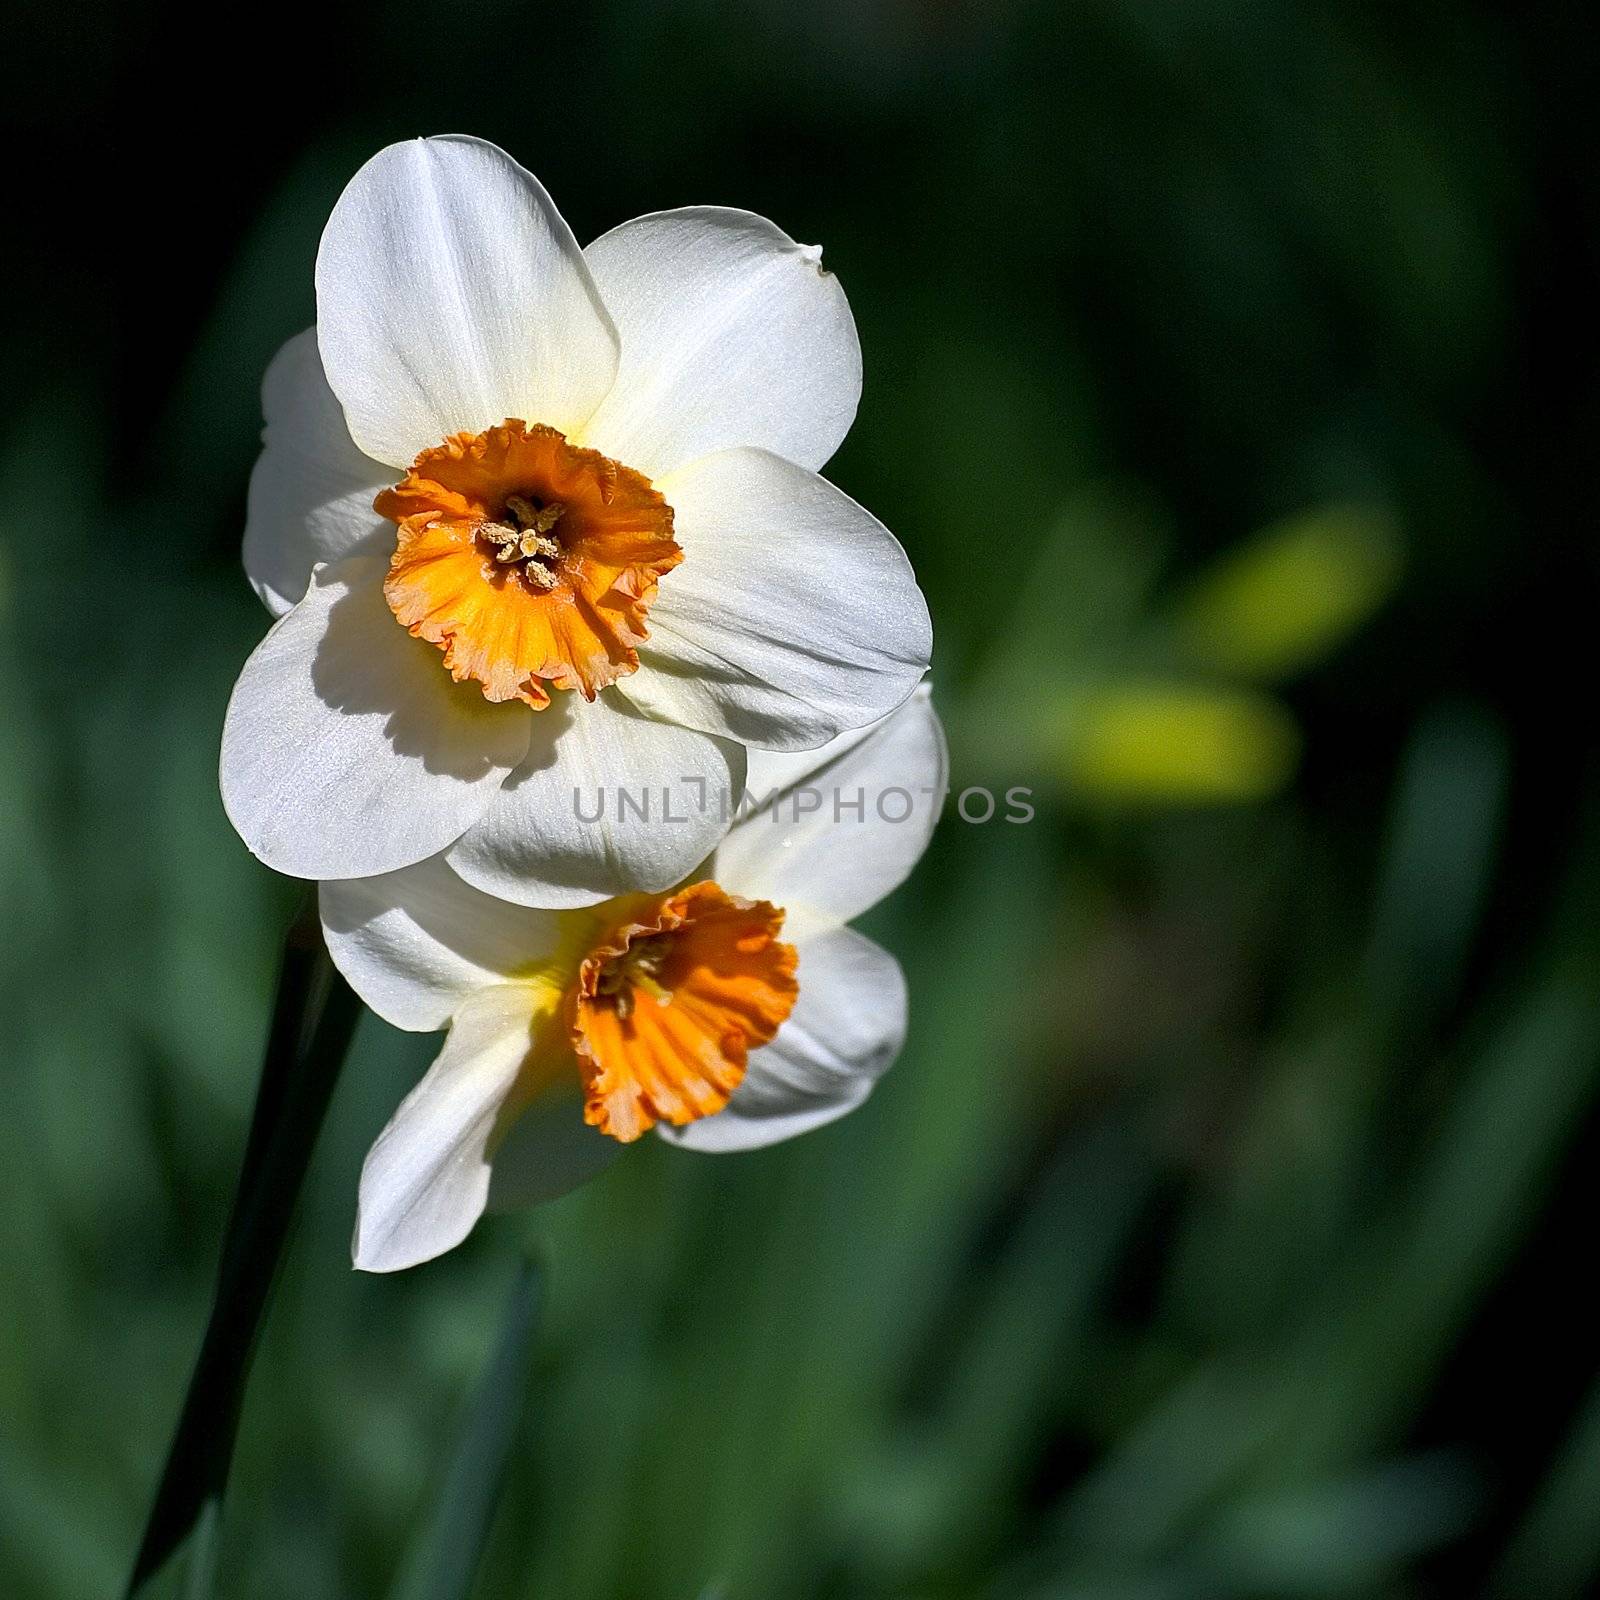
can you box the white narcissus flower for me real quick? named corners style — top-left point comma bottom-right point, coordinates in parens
top-left (224, 135), bottom-right (932, 908)
top-left (321, 686), bottom-right (946, 1272)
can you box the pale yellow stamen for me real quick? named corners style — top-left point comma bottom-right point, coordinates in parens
top-left (595, 938), bottom-right (672, 1020)
top-left (476, 494), bottom-right (568, 589)
top-left (505, 493), bottom-right (565, 535)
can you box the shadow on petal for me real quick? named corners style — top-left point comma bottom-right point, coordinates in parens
top-left (309, 566), bottom-right (531, 779)
top-left (494, 693), bottom-right (577, 791)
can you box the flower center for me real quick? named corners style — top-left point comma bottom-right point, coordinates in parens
top-left (593, 934), bottom-right (672, 1018)
top-left (374, 420), bottom-right (681, 709)
top-left (477, 493), bottom-right (567, 591)
top-left (568, 882), bottom-right (800, 1143)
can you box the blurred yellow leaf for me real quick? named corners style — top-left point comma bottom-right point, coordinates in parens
top-left (1056, 681), bottom-right (1301, 804)
top-left (1172, 503), bottom-right (1401, 681)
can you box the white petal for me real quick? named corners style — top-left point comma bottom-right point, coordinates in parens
top-left (315, 136), bottom-right (619, 468)
top-left (220, 555), bottom-right (530, 881)
top-left (708, 683), bottom-right (945, 941)
top-left (446, 690), bottom-right (744, 908)
top-left (354, 984), bottom-right (555, 1271)
top-left (486, 1080), bottom-right (623, 1211)
top-left (617, 449), bottom-right (931, 750)
top-left (242, 328), bottom-right (394, 616)
top-left (320, 854), bottom-right (569, 1032)
top-left (578, 207), bottom-right (861, 479)
top-left (657, 927), bottom-right (906, 1153)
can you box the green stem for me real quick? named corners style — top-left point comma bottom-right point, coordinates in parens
top-left (125, 898), bottom-right (361, 1597)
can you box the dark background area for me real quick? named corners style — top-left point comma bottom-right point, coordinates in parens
top-left (5, 2), bottom-right (1600, 1596)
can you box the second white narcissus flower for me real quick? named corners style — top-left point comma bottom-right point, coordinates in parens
top-left (321, 685), bottom-right (945, 1272)
top-left (223, 135), bottom-right (931, 908)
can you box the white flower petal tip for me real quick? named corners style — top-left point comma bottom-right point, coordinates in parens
top-left (710, 683), bottom-right (947, 942)
top-left (656, 926), bottom-right (908, 1153)
top-left (579, 207), bottom-right (862, 478)
top-left (622, 450), bottom-right (932, 751)
top-left (353, 985), bottom-right (549, 1273)
top-left (220, 556), bottom-right (531, 882)
top-left (316, 135), bottom-right (618, 468)
top-left (446, 692), bottom-right (745, 909)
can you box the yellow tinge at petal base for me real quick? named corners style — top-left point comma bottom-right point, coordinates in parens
top-left (376, 420), bottom-right (682, 708)
top-left (447, 883), bottom-right (803, 1150)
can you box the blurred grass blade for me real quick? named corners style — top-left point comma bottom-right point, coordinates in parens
top-left (1052, 679), bottom-right (1300, 804)
top-left (1273, 962), bottom-right (1600, 1475)
top-left (1487, 1368), bottom-right (1600, 1598)
top-left (1170, 502), bottom-right (1401, 682)
top-left (956, 485), bottom-right (1168, 776)
top-left (1196, 1452), bottom-right (1475, 1592)
top-left (179, 1500), bottom-right (220, 1600)
top-left (389, 1260), bottom-right (546, 1600)
top-left (125, 904), bottom-right (361, 1597)
top-left (1363, 701), bottom-right (1508, 1025)
top-left (856, 1118), bottom-right (1157, 1576)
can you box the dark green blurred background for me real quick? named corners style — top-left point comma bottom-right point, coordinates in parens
top-left (6, 2), bottom-right (1600, 1595)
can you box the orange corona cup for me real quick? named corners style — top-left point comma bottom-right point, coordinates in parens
top-left (377, 421), bottom-right (681, 708)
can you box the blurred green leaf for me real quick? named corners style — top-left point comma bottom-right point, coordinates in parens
top-left (388, 1261), bottom-right (544, 1600)
top-left (845, 1118), bottom-right (1157, 1579)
